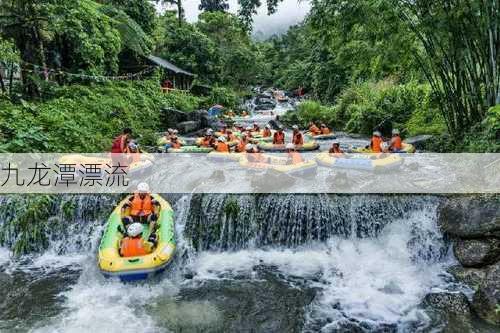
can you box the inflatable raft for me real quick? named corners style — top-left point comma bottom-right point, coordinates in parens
top-left (98, 195), bottom-right (175, 281)
top-left (353, 143), bottom-right (416, 154)
top-left (166, 145), bottom-right (213, 153)
top-left (305, 132), bottom-right (336, 140)
top-left (59, 154), bottom-right (153, 175)
top-left (239, 155), bottom-right (317, 176)
top-left (207, 151), bottom-right (244, 162)
top-left (316, 152), bottom-right (403, 171)
top-left (257, 141), bottom-right (320, 152)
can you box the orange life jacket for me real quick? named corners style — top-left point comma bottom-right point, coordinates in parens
top-left (216, 142), bottom-right (230, 153)
top-left (391, 136), bottom-right (402, 150)
top-left (263, 128), bottom-right (272, 137)
top-left (120, 237), bottom-right (148, 257)
top-left (111, 135), bottom-right (127, 153)
top-left (321, 127), bottom-right (331, 134)
top-left (288, 151), bottom-right (303, 164)
top-left (130, 193), bottom-right (153, 216)
top-left (309, 125), bottom-right (321, 135)
top-left (273, 132), bottom-right (285, 144)
top-left (201, 137), bottom-right (215, 147)
top-left (235, 139), bottom-right (247, 153)
top-left (293, 132), bottom-right (304, 145)
top-left (170, 140), bottom-right (181, 149)
top-left (371, 136), bottom-right (383, 153)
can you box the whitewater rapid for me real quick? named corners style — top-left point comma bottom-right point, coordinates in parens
top-left (0, 195), bottom-right (458, 332)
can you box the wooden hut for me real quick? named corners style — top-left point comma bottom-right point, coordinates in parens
top-left (146, 55), bottom-right (194, 91)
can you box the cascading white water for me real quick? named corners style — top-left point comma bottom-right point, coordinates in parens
top-left (0, 194), bottom-right (457, 332)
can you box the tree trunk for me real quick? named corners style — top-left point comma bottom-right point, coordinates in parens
top-left (0, 66), bottom-right (5, 93)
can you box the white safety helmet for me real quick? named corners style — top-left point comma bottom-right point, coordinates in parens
top-left (285, 143), bottom-right (295, 150)
top-left (373, 131), bottom-right (381, 136)
top-left (392, 129), bottom-right (400, 135)
top-left (128, 142), bottom-right (138, 150)
top-left (246, 126), bottom-right (253, 131)
top-left (167, 128), bottom-right (174, 134)
top-left (332, 140), bottom-right (340, 145)
top-left (137, 182), bottom-right (150, 193)
top-left (292, 125), bottom-right (299, 130)
top-left (127, 223), bottom-right (144, 237)
top-left (173, 129), bottom-right (179, 134)
top-left (218, 136), bottom-right (227, 142)
top-left (266, 124), bottom-right (271, 129)
top-left (206, 129), bottom-right (213, 135)
top-left (245, 143), bottom-right (255, 151)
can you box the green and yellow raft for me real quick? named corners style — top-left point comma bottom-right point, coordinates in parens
top-left (98, 195), bottom-right (175, 282)
top-left (304, 132), bottom-right (337, 140)
top-left (166, 145), bottom-right (214, 153)
top-left (315, 152), bottom-right (403, 171)
top-left (257, 141), bottom-right (320, 152)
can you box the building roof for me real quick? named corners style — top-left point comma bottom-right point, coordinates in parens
top-left (146, 55), bottom-right (194, 77)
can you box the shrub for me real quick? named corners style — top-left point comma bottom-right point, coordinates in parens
top-left (0, 80), bottom-right (202, 152)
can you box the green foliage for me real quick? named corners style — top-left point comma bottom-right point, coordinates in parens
top-left (284, 80), bottom-right (444, 137)
top-left (204, 86), bottom-right (239, 109)
top-left (0, 80), bottom-right (201, 152)
top-left (463, 105), bottom-right (500, 153)
top-left (0, 195), bottom-right (55, 254)
top-left (103, 0), bottom-right (157, 34)
top-left (50, 0), bottom-right (123, 75)
top-left (155, 12), bottom-right (219, 83)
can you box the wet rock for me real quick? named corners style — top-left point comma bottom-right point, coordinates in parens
top-left (422, 291), bottom-right (474, 332)
top-left (166, 269), bottom-right (316, 333)
top-left (438, 196), bottom-right (500, 238)
top-left (472, 261), bottom-right (500, 325)
top-left (447, 265), bottom-right (486, 291)
top-left (453, 238), bottom-right (500, 267)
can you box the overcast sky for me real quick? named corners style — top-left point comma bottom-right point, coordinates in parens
top-left (156, 0), bottom-right (311, 37)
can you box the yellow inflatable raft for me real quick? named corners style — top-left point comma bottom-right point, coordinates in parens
top-left (315, 152), bottom-right (403, 171)
top-left (98, 195), bottom-right (175, 281)
top-left (239, 155), bottom-right (317, 176)
top-left (353, 143), bottom-right (416, 154)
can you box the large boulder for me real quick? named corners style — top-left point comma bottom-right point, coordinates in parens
top-left (421, 292), bottom-right (474, 332)
top-left (438, 196), bottom-right (500, 238)
top-left (472, 261), bottom-right (500, 325)
top-left (453, 238), bottom-right (500, 267)
top-left (447, 265), bottom-right (486, 291)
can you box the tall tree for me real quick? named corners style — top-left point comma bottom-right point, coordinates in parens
top-left (392, 0), bottom-right (500, 137)
top-left (0, 0), bottom-right (54, 97)
top-left (238, 0), bottom-right (283, 30)
top-left (199, 0), bottom-right (229, 12)
top-left (156, 0), bottom-right (184, 26)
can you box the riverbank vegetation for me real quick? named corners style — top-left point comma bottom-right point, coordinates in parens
top-left (0, 0), bottom-right (498, 152)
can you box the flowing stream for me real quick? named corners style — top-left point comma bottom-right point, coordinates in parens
top-left (0, 193), bottom-right (468, 333)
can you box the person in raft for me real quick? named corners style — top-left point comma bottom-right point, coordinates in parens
top-left (292, 125), bottom-right (304, 146)
top-left (369, 131), bottom-right (384, 153)
top-left (308, 122), bottom-right (321, 135)
top-left (121, 183), bottom-right (160, 229)
top-left (111, 128), bottom-right (132, 166)
top-left (169, 135), bottom-right (182, 149)
top-left (200, 129), bottom-right (216, 148)
top-left (286, 143), bottom-right (303, 165)
top-left (329, 141), bottom-right (345, 156)
top-left (389, 129), bottom-right (403, 152)
top-left (273, 126), bottom-right (285, 144)
top-left (215, 136), bottom-right (230, 153)
top-left (320, 123), bottom-right (331, 134)
top-left (245, 144), bottom-right (268, 163)
top-left (262, 124), bottom-right (272, 137)
top-left (119, 222), bottom-right (156, 257)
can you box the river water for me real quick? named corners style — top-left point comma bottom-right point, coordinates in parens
top-left (0, 193), bottom-right (470, 333)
